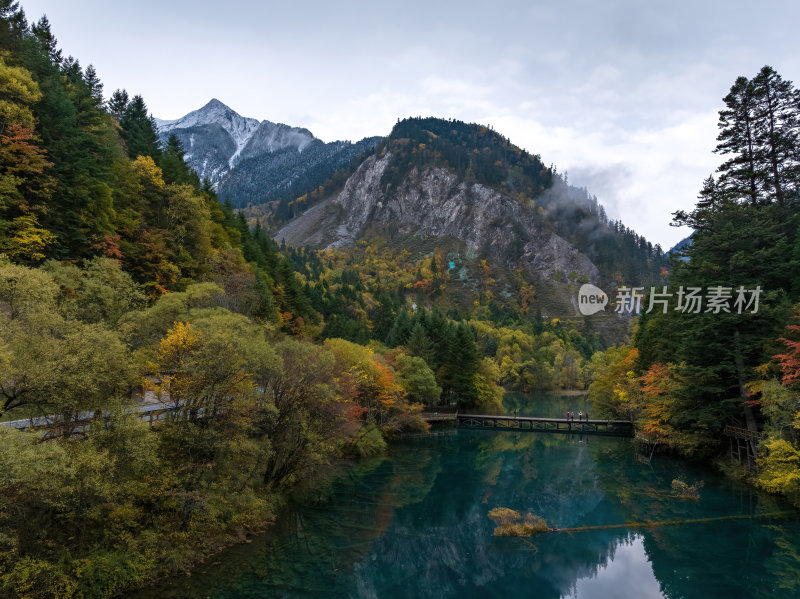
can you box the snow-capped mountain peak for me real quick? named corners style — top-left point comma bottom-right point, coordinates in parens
top-left (155, 99), bottom-right (261, 168)
top-left (154, 100), bottom-right (326, 184)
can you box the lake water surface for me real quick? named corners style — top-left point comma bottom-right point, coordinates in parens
top-left (501, 391), bottom-right (591, 418)
top-left (130, 396), bottom-right (800, 599)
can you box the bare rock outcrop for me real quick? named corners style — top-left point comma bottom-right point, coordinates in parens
top-left (300, 152), bottom-right (599, 283)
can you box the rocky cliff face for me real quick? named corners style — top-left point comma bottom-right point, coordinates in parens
top-left (236, 122), bottom-right (315, 162)
top-left (155, 101), bottom-right (317, 187)
top-left (279, 152), bottom-right (599, 283)
top-left (155, 99), bottom-right (261, 183)
top-left (155, 100), bottom-right (379, 207)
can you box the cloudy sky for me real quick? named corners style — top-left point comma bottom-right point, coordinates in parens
top-left (18, 0), bottom-right (800, 248)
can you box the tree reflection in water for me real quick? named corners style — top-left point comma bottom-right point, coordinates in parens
top-left (129, 430), bottom-right (800, 599)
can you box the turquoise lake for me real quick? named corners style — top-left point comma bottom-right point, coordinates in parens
top-left (501, 391), bottom-right (591, 418)
top-left (130, 396), bottom-right (800, 599)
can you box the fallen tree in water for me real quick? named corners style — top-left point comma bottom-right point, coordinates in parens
top-left (671, 478), bottom-right (704, 500)
top-left (488, 508), bottom-right (794, 537)
top-left (488, 507), bottom-right (549, 536)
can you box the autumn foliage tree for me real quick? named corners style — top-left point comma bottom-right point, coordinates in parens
top-left (754, 312), bottom-right (800, 507)
top-left (776, 319), bottom-right (800, 388)
top-left (588, 346), bottom-right (642, 422)
top-left (0, 54), bottom-right (54, 263)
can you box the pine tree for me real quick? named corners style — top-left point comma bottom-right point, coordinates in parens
top-left (83, 64), bottom-right (103, 106)
top-left (273, 256), bottom-right (315, 321)
top-left (715, 76), bottom-right (761, 204)
top-left (120, 95), bottom-right (161, 160)
top-left (441, 323), bottom-right (479, 405)
top-left (8, 29), bottom-right (118, 256)
top-left (673, 175), bottom-right (725, 232)
top-left (370, 293), bottom-right (396, 342)
top-left (385, 310), bottom-right (411, 347)
top-left (159, 133), bottom-right (198, 185)
top-left (714, 66), bottom-right (800, 207)
top-left (61, 55), bottom-right (81, 82)
top-left (643, 66), bottom-right (800, 443)
top-left (0, 0), bottom-right (26, 50)
top-left (107, 89), bottom-right (128, 120)
top-left (31, 15), bottom-right (61, 65)
top-left (751, 66), bottom-right (800, 205)
top-left (405, 322), bottom-right (434, 365)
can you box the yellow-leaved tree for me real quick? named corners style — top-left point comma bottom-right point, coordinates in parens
top-left (0, 54), bottom-right (54, 263)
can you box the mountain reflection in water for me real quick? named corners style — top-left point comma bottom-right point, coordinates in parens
top-left (129, 430), bottom-right (800, 599)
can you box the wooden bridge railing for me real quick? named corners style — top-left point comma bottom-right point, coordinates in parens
top-left (1, 403), bottom-right (179, 435)
top-left (723, 425), bottom-right (762, 472)
top-left (723, 425), bottom-right (763, 442)
top-left (421, 411), bottom-right (635, 438)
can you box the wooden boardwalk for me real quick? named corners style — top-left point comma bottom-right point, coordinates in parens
top-left (723, 425), bottom-right (762, 471)
top-left (422, 411), bottom-right (634, 437)
top-left (2, 403), bottom-right (178, 435)
top-left (5, 406), bottom-right (633, 439)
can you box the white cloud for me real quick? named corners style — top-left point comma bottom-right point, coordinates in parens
top-left (17, 0), bottom-right (800, 248)
top-left (567, 535), bottom-right (663, 599)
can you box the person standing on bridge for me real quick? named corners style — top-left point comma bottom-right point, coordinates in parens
top-left (578, 411), bottom-right (583, 420)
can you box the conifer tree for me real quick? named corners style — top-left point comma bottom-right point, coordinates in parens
top-left (370, 293), bottom-right (396, 342)
top-left (714, 66), bottom-right (800, 206)
top-left (107, 88), bottom-right (129, 120)
top-left (159, 133), bottom-right (198, 185)
top-left (83, 64), bottom-right (103, 106)
top-left (61, 55), bottom-right (81, 82)
top-left (0, 0), bottom-right (25, 50)
top-left (405, 322), bottom-right (434, 365)
top-left (715, 76), bottom-right (761, 204)
top-left (385, 310), bottom-right (411, 347)
top-left (120, 94), bottom-right (161, 159)
top-left (673, 175), bottom-right (723, 232)
top-left (30, 15), bottom-right (61, 65)
top-left (642, 66), bottom-right (800, 442)
top-left (441, 322), bottom-right (479, 405)
top-left (751, 66), bottom-right (799, 205)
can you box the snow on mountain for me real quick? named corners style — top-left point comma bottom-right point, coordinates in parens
top-left (154, 100), bottom-right (380, 208)
top-left (155, 99), bottom-right (261, 170)
top-left (154, 99), bottom-right (326, 185)
top-left (237, 121), bottom-right (315, 163)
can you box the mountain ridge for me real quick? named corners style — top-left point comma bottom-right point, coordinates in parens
top-left (154, 98), bottom-right (262, 163)
top-left (275, 117), bottom-right (665, 323)
top-left (154, 99), bottom-right (317, 184)
top-left (277, 117), bottom-right (663, 282)
top-left (277, 151), bottom-right (600, 281)
top-left (155, 99), bottom-right (380, 209)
